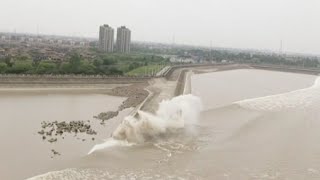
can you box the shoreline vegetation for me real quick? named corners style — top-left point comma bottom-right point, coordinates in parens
top-left (1, 42), bottom-right (320, 78)
top-left (0, 52), bottom-right (169, 76)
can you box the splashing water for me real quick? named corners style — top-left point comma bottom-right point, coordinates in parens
top-left (236, 77), bottom-right (320, 112)
top-left (89, 94), bottom-right (202, 154)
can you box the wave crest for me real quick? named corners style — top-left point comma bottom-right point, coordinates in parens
top-left (89, 94), bottom-right (202, 154)
top-left (236, 77), bottom-right (320, 112)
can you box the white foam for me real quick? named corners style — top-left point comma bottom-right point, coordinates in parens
top-left (236, 77), bottom-right (320, 112)
top-left (88, 94), bottom-right (202, 154)
top-left (313, 76), bottom-right (320, 87)
top-left (88, 138), bottom-right (134, 155)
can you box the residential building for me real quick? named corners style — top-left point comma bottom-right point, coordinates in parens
top-left (99, 24), bottom-right (114, 53)
top-left (116, 26), bottom-right (131, 53)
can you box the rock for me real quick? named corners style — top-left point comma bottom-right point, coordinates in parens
top-left (56, 130), bottom-right (63, 135)
top-left (46, 131), bottom-right (52, 136)
top-left (51, 149), bottom-right (60, 156)
top-left (95, 111), bottom-right (119, 121)
top-left (38, 130), bottom-right (45, 135)
top-left (86, 129), bottom-right (97, 135)
top-left (79, 127), bottom-right (86, 133)
top-left (48, 138), bottom-right (57, 143)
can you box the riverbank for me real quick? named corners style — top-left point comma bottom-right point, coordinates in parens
top-left (1, 63), bottom-right (318, 115)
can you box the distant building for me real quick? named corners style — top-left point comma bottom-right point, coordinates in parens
top-left (116, 26), bottom-right (131, 53)
top-left (99, 24), bottom-right (114, 53)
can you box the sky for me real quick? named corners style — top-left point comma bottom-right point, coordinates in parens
top-left (0, 0), bottom-right (320, 54)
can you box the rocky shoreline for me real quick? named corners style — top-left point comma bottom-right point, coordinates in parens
top-left (94, 83), bottom-right (149, 122)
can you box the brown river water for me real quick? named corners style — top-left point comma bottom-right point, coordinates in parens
top-left (2, 69), bottom-right (320, 180)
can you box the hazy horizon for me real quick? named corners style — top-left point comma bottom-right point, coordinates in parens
top-left (1, 0), bottom-right (319, 54)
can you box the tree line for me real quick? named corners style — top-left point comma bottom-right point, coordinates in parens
top-left (0, 53), bottom-right (168, 75)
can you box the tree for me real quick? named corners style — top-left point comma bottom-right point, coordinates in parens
top-left (59, 62), bottom-right (72, 74)
top-left (4, 56), bottom-right (13, 67)
top-left (102, 58), bottom-right (116, 65)
top-left (109, 67), bottom-right (123, 75)
top-left (8, 61), bottom-right (34, 74)
top-left (69, 54), bottom-right (82, 73)
top-left (128, 62), bottom-right (140, 71)
top-left (36, 61), bottom-right (57, 74)
top-left (93, 59), bottom-right (103, 67)
top-left (0, 62), bottom-right (7, 73)
top-left (79, 61), bottom-right (96, 74)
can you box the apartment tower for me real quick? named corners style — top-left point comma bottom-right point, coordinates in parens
top-left (116, 26), bottom-right (131, 53)
top-left (99, 24), bottom-right (114, 53)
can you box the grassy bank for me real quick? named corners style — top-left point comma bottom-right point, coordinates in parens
top-left (126, 65), bottom-right (165, 76)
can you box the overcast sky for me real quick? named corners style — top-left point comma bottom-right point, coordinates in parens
top-left (0, 0), bottom-right (319, 54)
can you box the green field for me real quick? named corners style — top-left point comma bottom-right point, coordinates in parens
top-left (126, 65), bottom-right (164, 76)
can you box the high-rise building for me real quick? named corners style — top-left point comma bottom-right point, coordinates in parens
top-left (116, 26), bottom-right (131, 53)
top-left (99, 24), bottom-right (114, 53)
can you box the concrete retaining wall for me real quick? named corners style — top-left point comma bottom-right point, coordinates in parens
top-left (0, 75), bottom-right (151, 84)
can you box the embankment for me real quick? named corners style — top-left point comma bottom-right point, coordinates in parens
top-left (168, 63), bottom-right (320, 98)
top-left (0, 75), bottom-right (150, 85)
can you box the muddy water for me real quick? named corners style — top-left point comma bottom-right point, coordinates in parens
top-left (27, 69), bottom-right (320, 180)
top-left (0, 91), bottom-right (129, 180)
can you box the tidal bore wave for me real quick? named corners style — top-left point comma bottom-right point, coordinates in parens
top-left (88, 94), bottom-right (202, 154)
top-left (236, 77), bottom-right (320, 112)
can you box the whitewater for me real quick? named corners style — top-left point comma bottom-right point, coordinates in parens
top-left (88, 94), bottom-right (202, 154)
top-left (236, 77), bottom-right (320, 112)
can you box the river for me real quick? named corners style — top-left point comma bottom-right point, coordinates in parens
top-left (4, 69), bottom-right (320, 179)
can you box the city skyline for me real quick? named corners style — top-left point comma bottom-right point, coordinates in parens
top-left (98, 24), bottom-right (131, 53)
top-left (1, 0), bottom-right (320, 55)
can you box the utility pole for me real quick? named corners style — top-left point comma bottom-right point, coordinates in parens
top-left (210, 40), bottom-right (213, 61)
top-left (172, 34), bottom-right (175, 47)
top-left (279, 40), bottom-right (283, 56)
top-left (36, 24), bottom-right (39, 37)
